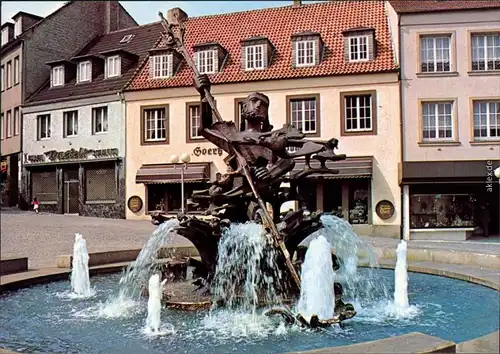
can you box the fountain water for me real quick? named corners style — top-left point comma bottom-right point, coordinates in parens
top-left (211, 222), bottom-right (282, 312)
top-left (70, 233), bottom-right (94, 297)
top-left (143, 274), bottom-right (172, 336)
top-left (394, 240), bottom-right (409, 312)
top-left (97, 219), bottom-right (179, 318)
top-left (296, 235), bottom-right (335, 322)
top-left (382, 239), bottom-right (419, 319)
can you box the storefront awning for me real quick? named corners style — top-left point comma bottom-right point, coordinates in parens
top-left (291, 156), bottom-right (372, 179)
top-left (400, 160), bottom-right (500, 184)
top-left (136, 163), bottom-right (211, 184)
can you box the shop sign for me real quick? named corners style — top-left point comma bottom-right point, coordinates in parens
top-left (127, 195), bottom-right (143, 213)
top-left (25, 148), bottom-right (119, 164)
top-left (193, 146), bottom-right (223, 157)
top-left (376, 200), bottom-right (395, 220)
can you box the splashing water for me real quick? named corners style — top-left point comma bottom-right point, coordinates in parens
top-left (205, 222), bottom-right (284, 338)
top-left (307, 215), bottom-right (387, 303)
top-left (142, 274), bottom-right (174, 336)
top-left (97, 219), bottom-right (179, 318)
top-left (384, 240), bottom-right (420, 319)
top-left (70, 233), bottom-right (95, 298)
top-left (296, 235), bottom-right (335, 322)
top-left (211, 222), bottom-right (283, 312)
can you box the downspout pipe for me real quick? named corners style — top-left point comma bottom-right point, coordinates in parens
top-left (118, 90), bottom-right (126, 219)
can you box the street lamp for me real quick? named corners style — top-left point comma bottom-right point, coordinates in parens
top-left (170, 153), bottom-right (191, 214)
top-left (495, 167), bottom-right (500, 186)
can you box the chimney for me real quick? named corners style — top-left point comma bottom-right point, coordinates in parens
top-left (105, 1), bottom-right (119, 33)
top-left (293, 0), bottom-right (302, 7)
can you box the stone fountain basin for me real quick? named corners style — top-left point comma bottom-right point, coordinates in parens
top-left (0, 266), bottom-right (498, 354)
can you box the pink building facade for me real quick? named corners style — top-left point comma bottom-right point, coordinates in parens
top-left (388, 2), bottom-right (500, 241)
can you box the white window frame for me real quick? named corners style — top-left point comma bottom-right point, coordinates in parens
top-left (348, 35), bottom-right (369, 62)
top-left (6, 61), bottom-right (11, 88)
top-left (64, 110), bottom-right (78, 137)
top-left (14, 107), bottom-right (19, 136)
top-left (92, 107), bottom-right (108, 134)
top-left (106, 55), bottom-right (121, 78)
top-left (37, 114), bottom-right (51, 140)
top-left (14, 20), bottom-right (22, 37)
top-left (245, 44), bottom-right (265, 71)
top-left (77, 61), bottom-right (92, 83)
top-left (290, 98), bottom-right (317, 134)
top-left (1, 29), bottom-right (9, 46)
top-left (189, 104), bottom-right (203, 140)
top-left (421, 102), bottom-right (454, 141)
top-left (295, 40), bottom-right (315, 67)
top-left (471, 33), bottom-right (500, 72)
top-left (152, 54), bottom-right (172, 78)
top-left (473, 100), bottom-right (500, 140)
top-left (6, 110), bottom-right (12, 138)
top-left (51, 66), bottom-right (64, 87)
top-left (344, 94), bottom-right (373, 132)
top-left (144, 108), bottom-right (167, 142)
top-left (420, 35), bottom-right (452, 73)
top-left (14, 56), bottom-right (19, 85)
top-left (196, 50), bottom-right (216, 74)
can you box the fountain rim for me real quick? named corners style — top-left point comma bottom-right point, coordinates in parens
top-left (0, 252), bottom-right (498, 354)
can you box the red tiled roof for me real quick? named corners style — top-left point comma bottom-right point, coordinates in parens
top-left (125, 1), bottom-right (398, 92)
top-left (389, 0), bottom-right (500, 13)
top-left (26, 22), bottom-right (163, 104)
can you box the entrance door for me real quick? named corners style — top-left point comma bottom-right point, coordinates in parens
top-left (64, 168), bottom-right (79, 214)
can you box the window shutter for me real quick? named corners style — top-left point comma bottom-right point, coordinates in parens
top-left (104, 59), bottom-right (108, 79)
top-left (292, 42), bottom-right (297, 67)
top-left (194, 52), bottom-right (199, 71)
top-left (168, 55), bottom-right (173, 77)
top-left (241, 46), bottom-right (247, 70)
top-left (344, 37), bottom-right (350, 62)
top-left (368, 34), bottom-right (375, 60)
top-left (213, 50), bottom-right (219, 73)
top-left (149, 57), bottom-right (154, 78)
top-left (50, 70), bottom-right (53, 87)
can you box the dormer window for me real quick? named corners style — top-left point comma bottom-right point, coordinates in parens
top-left (295, 40), bottom-right (315, 67)
top-left (1, 28), bottom-right (9, 46)
top-left (77, 61), bottom-right (92, 83)
top-left (14, 20), bottom-right (21, 37)
top-left (348, 35), bottom-right (369, 62)
top-left (245, 45), bottom-right (265, 70)
top-left (343, 27), bottom-right (376, 63)
top-left (106, 55), bottom-right (121, 78)
top-left (196, 50), bottom-right (217, 74)
top-left (51, 66), bottom-right (64, 87)
top-left (291, 32), bottom-right (323, 68)
top-left (152, 54), bottom-right (173, 78)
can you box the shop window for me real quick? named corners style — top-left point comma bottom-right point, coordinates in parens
top-left (147, 182), bottom-right (209, 214)
top-left (31, 168), bottom-right (57, 203)
top-left (410, 193), bottom-right (476, 228)
top-left (349, 182), bottom-right (369, 224)
top-left (85, 164), bottom-right (116, 202)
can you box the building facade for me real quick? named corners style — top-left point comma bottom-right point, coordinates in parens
top-left (21, 16), bottom-right (161, 219)
top-left (388, 1), bottom-right (500, 240)
top-left (123, 1), bottom-right (402, 238)
top-left (1, 1), bottom-right (137, 208)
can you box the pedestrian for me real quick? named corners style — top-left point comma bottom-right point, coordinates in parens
top-left (32, 197), bottom-right (39, 214)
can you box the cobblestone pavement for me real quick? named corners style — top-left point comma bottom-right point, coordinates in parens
top-left (2, 209), bottom-right (499, 269)
top-left (0, 210), bottom-right (191, 269)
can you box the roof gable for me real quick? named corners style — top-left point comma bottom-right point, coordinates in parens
top-left (25, 22), bottom-right (164, 105)
top-left (389, 0), bottom-right (500, 14)
top-left (126, 1), bottom-right (398, 92)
